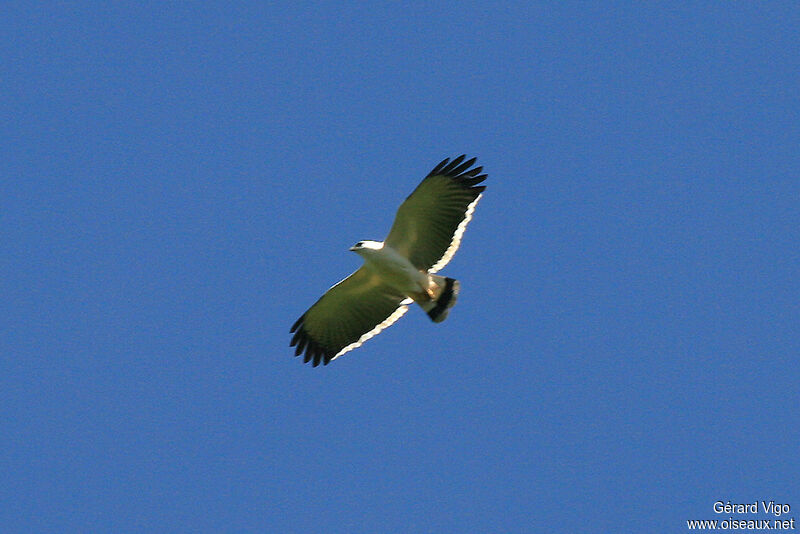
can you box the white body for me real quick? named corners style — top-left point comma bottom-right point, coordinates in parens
top-left (351, 240), bottom-right (429, 297)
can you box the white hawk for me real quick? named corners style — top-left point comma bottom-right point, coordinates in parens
top-left (290, 155), bottom-right (487, 366)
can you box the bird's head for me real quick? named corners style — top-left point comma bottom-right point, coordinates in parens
top-left (349, 240), bottom-right (384, 255)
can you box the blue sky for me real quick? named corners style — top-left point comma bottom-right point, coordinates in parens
top-left (3, 2), bottom-right (798, 532)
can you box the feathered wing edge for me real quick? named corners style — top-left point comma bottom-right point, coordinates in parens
top-left (332, 297), bottom-right (413, 360)
top-left (428, 192), bottom-right (482, 273)
top-left (290, 297), bottom-right (413, 367)
top-left (423, 155), bottom-right (487, 272)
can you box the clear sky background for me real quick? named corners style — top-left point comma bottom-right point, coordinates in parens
top-left (3, 3), bottom-right (798, 532)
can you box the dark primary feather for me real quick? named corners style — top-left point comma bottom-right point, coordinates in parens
top-left (290, 314), bottom-right (335, 366)
top-left (427, 155), bottom-right (487, 190)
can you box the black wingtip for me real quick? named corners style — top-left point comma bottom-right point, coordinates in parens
top-left (294, 337), bottom-right (307, 356)
top-left (429, 157), bottom-right (450, 176)
top-left (450, 157), bottom-right (477, 176)
top-left (461, 175), bottom-right (487, 187)
top-left (440, 154), bottom-right (466, 175)
top-left (290, 320), bottom-right (337, 367)
top-left (462, 165), bottom-right (483, 177)
top-left (290, 328), bottom-right (303, 347)
top-left (427, 155), bottom-right (488, 192)
top-left (290, 314), bottom-right (305, 333)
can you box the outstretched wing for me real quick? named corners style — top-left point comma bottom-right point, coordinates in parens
top-left (290, 267), bottom-right (412, 366)
top-left (384, 155), bottom-right (487, 273)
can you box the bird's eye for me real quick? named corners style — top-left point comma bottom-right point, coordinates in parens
top-left (356, 241), bottom-right (363, 247)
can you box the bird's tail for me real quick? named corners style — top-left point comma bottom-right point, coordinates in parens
top-left (419, 275), bottom-right (460, 323)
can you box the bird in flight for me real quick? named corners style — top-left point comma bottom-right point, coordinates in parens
top-left (290, 155), bottom-right (487, 366)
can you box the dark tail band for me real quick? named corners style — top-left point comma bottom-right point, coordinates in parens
top-left (427, 277), bottom-right (457, 322)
